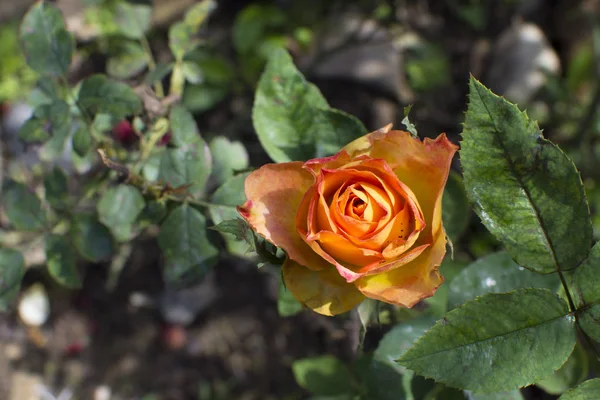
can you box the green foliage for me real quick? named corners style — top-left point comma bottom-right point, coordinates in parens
top-left (114, 1), bottom-right (152, 40)
top-left (253, 48), bottom-right (366, 163)
top-left (536, 344), bottom-right (588, 395)
top-left (209, 137), bottom-right (249, 186)
top-left (158, 204), bottom-right (218, 287)
top-left (559, 379), bottom-right (600, 399)
top-left (2, 181), bottom-right (46, 231)
top-left (0, 249), bottom-right (26, 311)
top-left (461, 77), bottom-right (592, 273)
top-left (20, 1), bottom-right (73, 77)
top-left (97, 185), bottom-right (145, 241)
top-left (107, 40), bottom-right (148, 79)
top-left (77, 74), bottom-right (142, 120)
top-left (44, 167), bottom-right (69, 209)
top-left (71, 214), bottom-right (114, 262)
top-left (573, 242), bottom-right (600, 341)
top-left (399, 289), bottom-right (576, 393)
top-left (292, 356), bottom-right (356, 396)
top-left (447, 251), bottom-right (559, 309)
top-left (45, 233), bottom-right (81, 288)
top-left (442, 172), bottom-right (470, 243)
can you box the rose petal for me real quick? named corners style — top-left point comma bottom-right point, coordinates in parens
top-left (355, 228), bottom-right (447, 307)
top-left (344, 127), bottom-right (458, 241)
top-left (238, 162), bottom-right (330, 271)
top-left (309, 230), bottom-right (383, 267)
top-left (282, 258), bottom-right (365, 316)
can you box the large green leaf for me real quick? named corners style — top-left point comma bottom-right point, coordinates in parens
top-left (374, 317), bottom-right (436, 370)
top-left (559, 379), bottom-right (600, 400)
top-left (97, 185), bottom-right (145, 227)
top-left (292, 356), bottom-right (356, 396)
top-left (159, 142), bottom-right (212, 195)
top-left (460, 77), bottom-right (592, 273)
top-left (573, 242), bottom-right (600, 341)
top-left (442, 171), bottom-right (470, 243)
top-left (2, 181), bottom-right (46, 231)
top-left (448, 252), bottom-right (559, 309)
top-left (467, 391), bottom-right (524, 400)
top-left (20, 1), bottom-right (73, 76)
top-left (114, 1), bottom-right (152, 40)
top-left (71, 214), bottom-right (114, 262)
top-left (45, 234), bottom-right (81, 288)
top-left (208, 173), bottom-right (249, 255)
top-left (253, 48), bottom-right (366, 163)
top-left (44, 166), bottom-right (69, 209)
top-left (107, 40), bottom-right (148, 79)
top-left (536, 344), bottom-right (588, 395)
top-left (169, 105), bottom-right (200, 146)
top-left (77, 74), bottom-right (142, 120)
top-left (0, 249), bottom-right (26, 311)
top-left (157, 204), bottom-right (218, 287)
top-left (398, 289), bottom-right (577, 393)
top-left (209, 136), bottom-right (249, 186)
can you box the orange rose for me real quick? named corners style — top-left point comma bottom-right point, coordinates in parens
top-left (238, 124), bottom-right (458, 315)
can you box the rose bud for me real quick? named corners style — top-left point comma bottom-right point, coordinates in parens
top-left (238, 124), bottom-right (458, 316)
top-left (112, 119), bottom-right (137, 145)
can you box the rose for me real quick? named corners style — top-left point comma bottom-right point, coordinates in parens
top-left (238, 124), bottom-right (458, 315)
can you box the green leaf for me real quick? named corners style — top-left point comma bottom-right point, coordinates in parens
top-left (45, 233), bottom-right (81, 288)
top-left (536, 344), bottom-right (588, 395)
top-left (159, 141), bottom-right (212, 195)
top-left (442, 172), bottom-right (470, 243)
top-left (559, 379), bottom-right (600, 400)
top-left (97, 185), bottom-right (145, 238)
top-left (168, 0), bottom-right (216, 59)
top-left (398, 289), bottom-right (577, 393)
top-left (158, 204), bottom-right (218, 287)
top-left (448, 252), bottom-right (560, 310)
top-left (169, 105), bottom-right (200, 146)
top-left (72, 126), bottom-right (92, 157)
top-left (2, 181), bottom-right (46, 230)
top-left (292, 356), bottom-right (356, 396)
top-left (467, 390), bottom-right (524, 400)
top-left (401, 105), bottom-right (418, 137)
top-left (144, 62), bottom-right (173, 85)
top-left (253, 48), bottom-right (366, 163)
top-left (20, 1), bottom-right (73, 76)
top-left (573, 242), bottom-right (600, 341)
top-left (0, 249), bottom-right (26, 311)
top-left (107, 40), bottom-right (148, 79)
top-left (44, 166), bottom-right (69, 209)
top-left (182, 82), bottom-right (230, 113)
top-left (278, 274), bottom-right (303, 317)
top-left (114, 2), bottom-right (152, 40)
top-left (460, 77), bottom-right (592, 273)
top-left (208, 173), bottom-right (249, 255)
top-left (19, 101), bottom-right (71, 155)
top-left (71, 214), bottom-right (114, 262)
top-left (374, 316), bottom-right (436, 370)
top-left (209, 137), bottom-right (249, 186)
top-left (363, 358), bottom-right (410, 400)
top-left (78, 74), bottom-right (142, 120)
top-left (182, 61), bottom-right (204, 84)
top-left (18, 118), bottom-right (50, 143)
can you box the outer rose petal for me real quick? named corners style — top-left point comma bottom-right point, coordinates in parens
top-left (355, 224), bottom-right (447, 307)
top-left (282, 258), bottom-right (365, 316)
top-left (343, 126), bottom-right (458, 242)
top-left (238, 162), bottom-right (330, 271)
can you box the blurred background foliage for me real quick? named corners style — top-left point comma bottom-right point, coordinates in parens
top-left (1, 0), bottom-right (600, 399)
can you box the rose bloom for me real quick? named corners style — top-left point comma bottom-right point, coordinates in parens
top-left (238, 124), bottom-right (458, 316)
